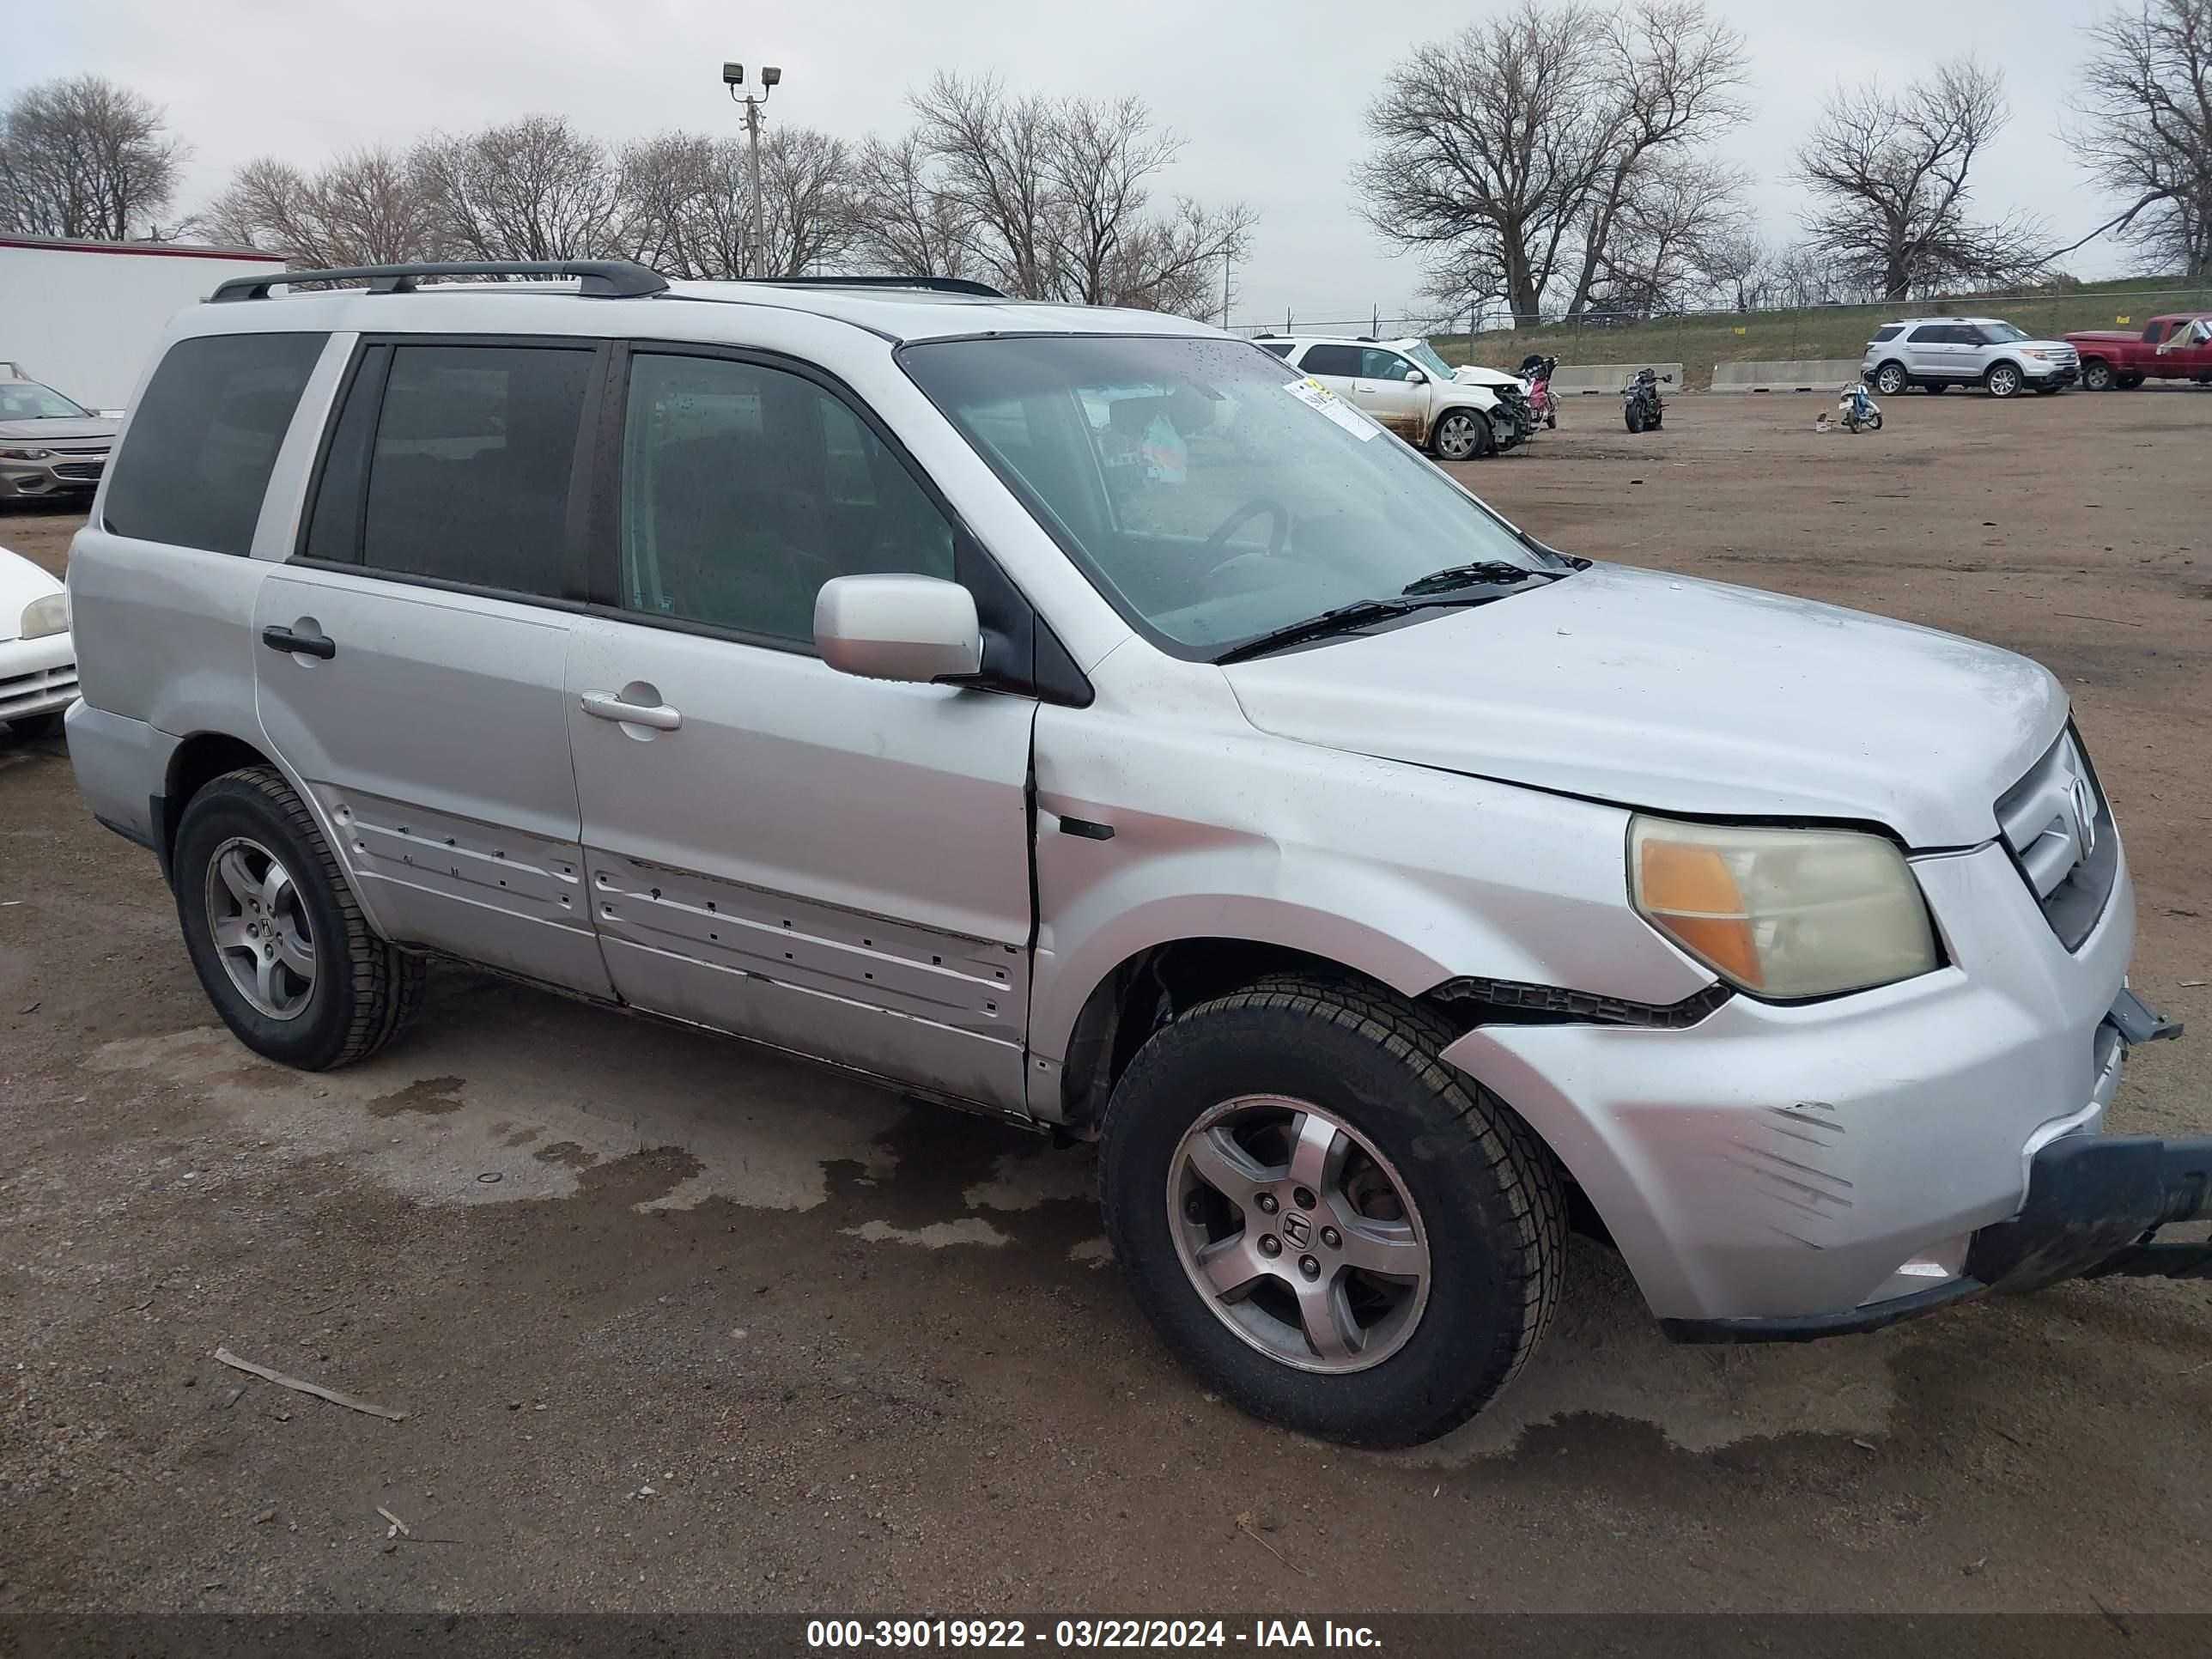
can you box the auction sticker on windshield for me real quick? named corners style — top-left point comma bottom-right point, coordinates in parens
top-left (1283, 375), bottom-right (1378, 441)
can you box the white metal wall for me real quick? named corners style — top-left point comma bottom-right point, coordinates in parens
top-left (0, 243), bottom-right (289, 410)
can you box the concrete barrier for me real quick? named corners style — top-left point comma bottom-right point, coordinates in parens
top-left (1550, 362), bottom-right (1686, 395)
top-left (1709, 359), bottom-right (1863, 393)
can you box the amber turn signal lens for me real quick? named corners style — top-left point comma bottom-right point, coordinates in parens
top-left (1633, 837), bottom-right (1763, 988)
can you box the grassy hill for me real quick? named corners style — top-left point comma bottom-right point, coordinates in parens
top-left (1431, 275), bottom-right (2212, 388)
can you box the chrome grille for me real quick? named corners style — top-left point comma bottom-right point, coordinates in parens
top-left (1995, 727), bottom-right (2117, 949)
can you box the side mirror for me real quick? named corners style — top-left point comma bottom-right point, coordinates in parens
top-left (814, 574), bottom-right (982, 684)
top-left (1405, 368), bottom-right (1427, 384)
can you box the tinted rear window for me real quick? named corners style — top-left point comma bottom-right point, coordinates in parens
top-left (307, 343), bottom-right (593, 598)
top-left (103, 332), bottom-right (325, 555)
top-left (1871, 325), bottom-right (1903, 343)
top-left (1299, 344), bottom-right (1362, 377)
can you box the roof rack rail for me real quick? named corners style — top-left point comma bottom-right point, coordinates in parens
top-left (210, 259), bottom-right (669, 302)
top-left (743, 274), bottom-right (1009, 299)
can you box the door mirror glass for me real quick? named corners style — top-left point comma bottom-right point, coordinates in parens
top-left (815, 574), bottom-right (982, 684)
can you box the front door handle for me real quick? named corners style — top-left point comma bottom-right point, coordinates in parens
top-left (261, 623), bottom-right (336, 660)
top-left (580, 690), bottom-right (682, 732)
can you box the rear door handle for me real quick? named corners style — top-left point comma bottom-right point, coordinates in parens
top-left (261, 624), bottom-right (336, 660)
top-left (580, 690), bottom-right (682, 732)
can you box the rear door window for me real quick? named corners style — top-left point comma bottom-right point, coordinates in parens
top-left (303, 341), bottom-right (595, 599)
top-left (1299, 344), bottom-right (1361, 377)
top-left (102, 331), bottom-right (327, 555)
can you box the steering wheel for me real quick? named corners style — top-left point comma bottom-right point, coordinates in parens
top-left (1200, 496), bottom-right (1292, 580)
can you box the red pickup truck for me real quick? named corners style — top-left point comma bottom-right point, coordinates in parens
top-left (2064, 312), bottom-right (2212, 390)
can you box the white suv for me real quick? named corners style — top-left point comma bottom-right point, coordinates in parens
top-left (1254, 334), bottom-right (1523, 458)
top-left (64, 261), bottom-right (2203, 1447)
top-left (1862, 318), bottom-right (2081, 398)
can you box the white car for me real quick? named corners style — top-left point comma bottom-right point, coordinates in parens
top-left (0, 544), bottom-right (76, 738)
top-left (1254, 335), bottom-right (1527, 459)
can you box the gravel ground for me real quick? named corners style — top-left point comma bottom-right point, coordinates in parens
top-left (0, 387), bottom-right (2207, 1618)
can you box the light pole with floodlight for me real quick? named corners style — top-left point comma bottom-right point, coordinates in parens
top-left (721, 61), bottom-right (781, 278)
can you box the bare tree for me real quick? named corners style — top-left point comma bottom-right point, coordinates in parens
top-left (2064, 0), bottom-right (2212, 278)
top-left (618, 127), bottom-right (860, 278)
top-left (0, 75), bottom-right (187, 240)
top-left (1697, 224), bottom-right (1773, 310)
top-left (898, 73), bottom-right (1250, 310)
top-left (198, 148), bottom-right (441, 266)
top-left (1565, 1), bottom-right (1752, 313)
top-left (411, 115), bottom-right (624, 262)
top-left (1593, 155), bottom-right (1752, 312)
top-left (1354, 3), bottom-right (1614, 323)
top-left (850, 132), bottom-right (981, 282)
top-left (1794, 59), bottom-right (2047, 300)
top-left (1354, 1), bottom-right (1747, 323)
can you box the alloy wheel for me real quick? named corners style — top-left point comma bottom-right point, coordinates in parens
top-left (1434, 411), bottom-right (1484, 460)
top-left (1167, 1095), bottom-right (1431, 1374)
top-left (204, 836), bottom-right (317, 1019)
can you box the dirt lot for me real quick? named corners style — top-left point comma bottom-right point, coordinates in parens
top-left (2, 389), bottom-right (2208, 1620)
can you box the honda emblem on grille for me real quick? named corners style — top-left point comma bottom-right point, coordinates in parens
top-left (2069, 774), bottom-right (2099, 862)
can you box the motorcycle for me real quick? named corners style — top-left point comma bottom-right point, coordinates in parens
top-left (1838, 380), bottom-right (1883, 433)
top-left (1621, 367), bottom-right (1664, 434)
top-left (1517, 353), bottom-right (1559, 428)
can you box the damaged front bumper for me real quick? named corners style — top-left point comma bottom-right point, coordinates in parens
top-left (1666, 989), bottom-right (2202, 1343)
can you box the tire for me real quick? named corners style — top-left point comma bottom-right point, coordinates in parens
top-left (1866, 410), bottom-right (1883, 431)
top-left (1873, 360), bottom-right (1908, 396)
top-left (9, 710), bottom-right (64, 740)
top-left (2117, 373), bottom-right (2145, 389)
top-left (2081, 360), bottom-right (2115, 392)
top-left (1625, 402), bottom-right (1645, 434)
top-left (1984, 362), bottom-right (2022, 399)
top-left (1098, 975), bottom-right (1565, 1448)
top-left (1924, 380), bottom-right (1949, 394)
top-left (1431, 408), bottom-right (1491, 461)
top-left (173, 766), bottom-right (426, 1071)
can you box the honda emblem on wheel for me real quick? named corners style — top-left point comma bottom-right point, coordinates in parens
top-left (1281, 1212), bottom-right (1312, 1248)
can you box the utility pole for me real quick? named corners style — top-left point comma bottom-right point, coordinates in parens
top-left (721, 62), bottom-right (781, 278)
top-left (1220, 246), bottom-right (1231, 328)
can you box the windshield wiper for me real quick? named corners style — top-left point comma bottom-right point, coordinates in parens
top-left (1400, 560), bottom-right (1559, 597)
top-left (1215, 591), bottom-right (1515, 665)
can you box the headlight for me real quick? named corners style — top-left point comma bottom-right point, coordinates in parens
top-left (0, 447), bottom-right (55, 462)
top-left (20, 592), bottom-right (69, 639)
top-left (2022, 349), bottom-right (2051, 361)
top-left (1628, 816), bottom-right (1938, 1000)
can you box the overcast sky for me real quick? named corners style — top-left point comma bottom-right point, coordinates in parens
top-left (14, 0), bottom-right (2123, 324)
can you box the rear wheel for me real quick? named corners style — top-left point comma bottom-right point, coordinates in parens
top-left (1099, 976), bottom-right (1565, 1447)
top-left (1431, 409), bottom-right (1491, 461)
top-left (2081, 360), bottom-right (2116, 392)
top-left (1873, 360), bottom-right (1908, 396)
top-left (1985, 362), bottom-right (2023, 399)
top-left (2117, 373), bottom-right (2145, 389)
top-left (173, 766), bottom-right (425, 1070)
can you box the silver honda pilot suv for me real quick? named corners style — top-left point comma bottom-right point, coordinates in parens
top-left (65, 261), bottom-right (2203, 1446)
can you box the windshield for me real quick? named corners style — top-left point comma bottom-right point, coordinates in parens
top-left (1981, 323), bottom-right (2029, 343)
top-left (900, 335), bottom-right (1555, 659)
top-left (1401, 341), bottom-right (1459, 382)
top-left (0, 380), bottom-right (90, 421)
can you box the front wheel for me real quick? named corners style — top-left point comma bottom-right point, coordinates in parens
top-left (2081, 360), bottom-right (2115, 392)
top-left (1099, 977), bottom-right (1564, 1447)
top-left (1865, 410), bottom-right (1883, 431)
top-left (1873, 361), bottom-right (1908, 396)
top-left (173, 766), bottom-right (426, 1070)
top-left (1625, 402), bottom-right (1646, 433)
top-left (1431, 409), bottom-right (1491, 461)
top-left (1985, 362), bottom-right (2022, 398)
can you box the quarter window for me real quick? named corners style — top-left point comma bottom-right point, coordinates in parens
top-left (102, 331), bottom-right (326, 556)
top-left (617, 353), bottom-right (955, 647)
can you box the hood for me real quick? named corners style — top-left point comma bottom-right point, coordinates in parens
top-left (1221, 563), bottom-right (2063, 848)
top-left (0, 416), bottom-right (118, 445)
top-left (1454, 366), bottom-right (1529, 392)
top-left (0, 547), bottom-right (65, 643)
